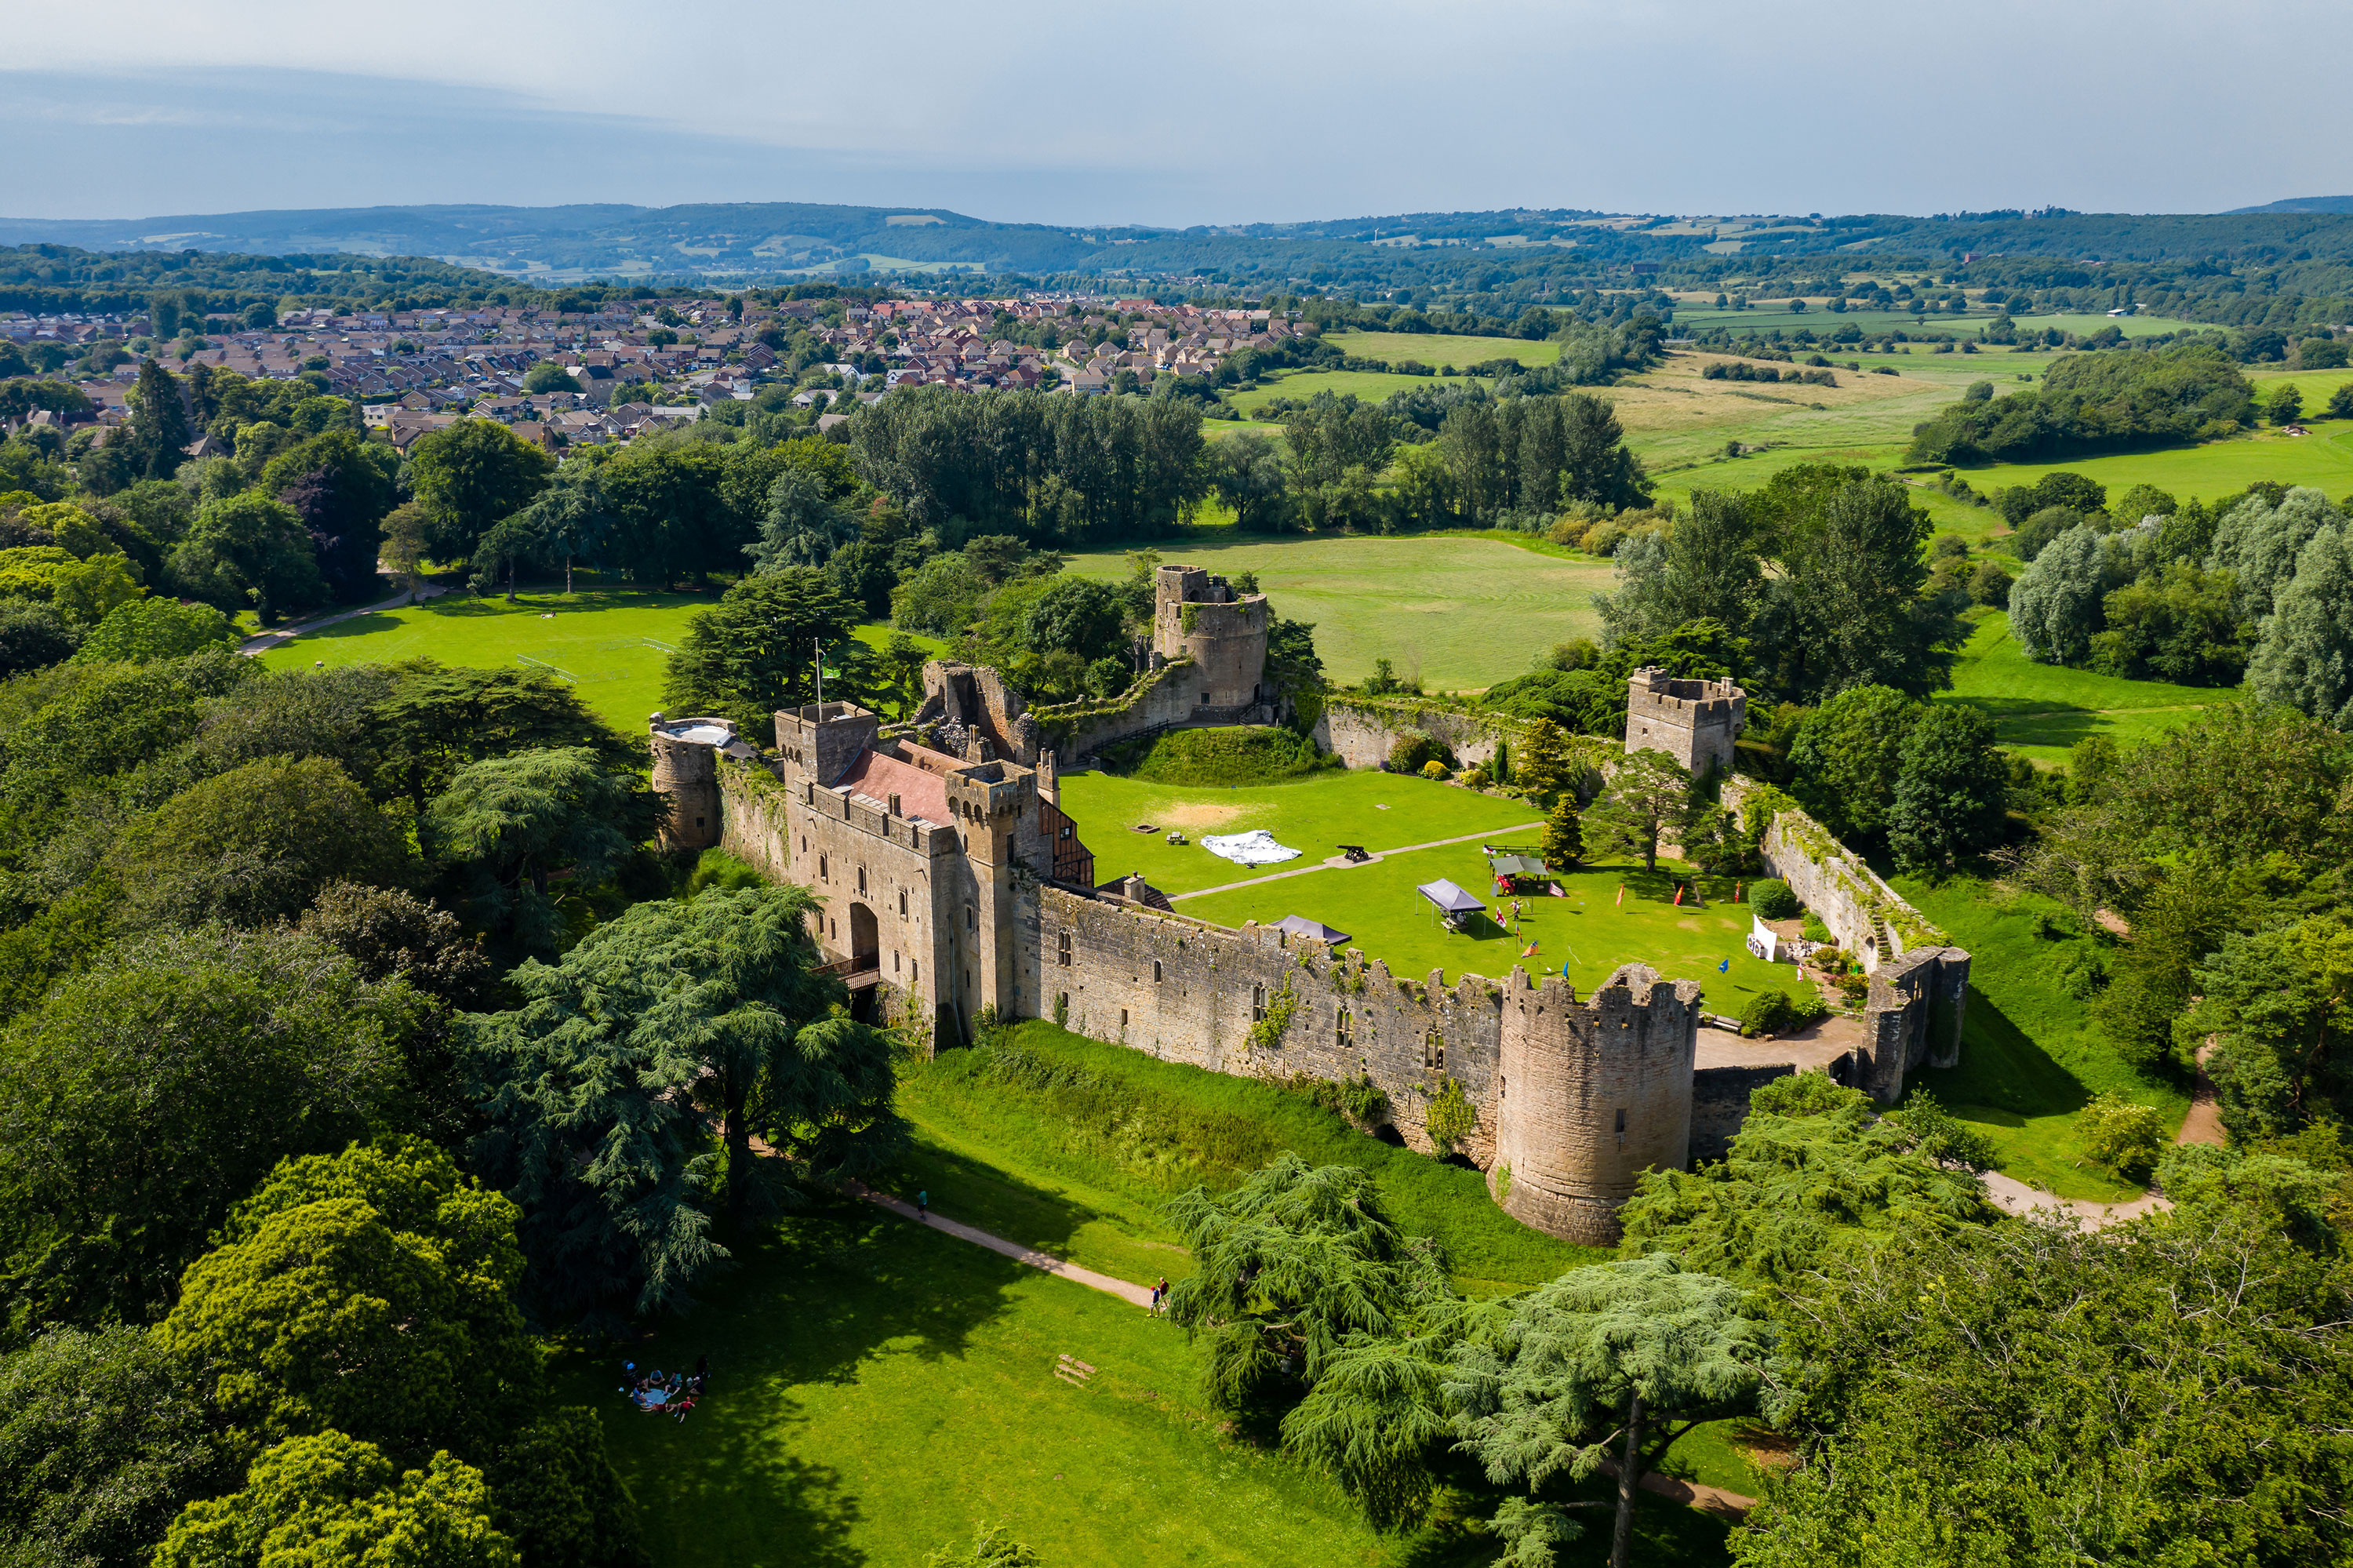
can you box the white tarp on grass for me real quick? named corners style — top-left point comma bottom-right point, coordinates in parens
top-left (1201, 830), bottom-right (1302, 867)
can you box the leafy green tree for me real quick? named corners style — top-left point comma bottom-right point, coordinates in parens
top-left (1886, 702), bottom-right (2009, 871)
top-left (1771, 471), bottom-right (1962, 700)
top-left (522, 362), bottom-right (582, 395)
top-left (69, 594), bottom-right (235, 664)
top-left (2250, 523), bottom-right (2353, 727)
top-left (2089, 562), bottom-right (2246, 685)
top-left (890, 552), bottom-right (991, 638)
top-left (407, 421), bottom-right (555, 565)
top-left (1511, 718), bottom-right (1579, 809)
top-left (2269, 382), bottom-right (2306, 425)
top-left (2075, 1092), bottom-right (2167, 1181)
top-left (1164, 1157), bottom-right (1450, 1417)
top-left (1596, 490), bottom-right (1761, 647)
top-left (369, 661), bottom-right (630, 817)
top-left (2330, 383), bottom-right (2353, 421)
top-left (2188, 916), bottom-right (2353, 1139)
top-left (0, 928), bottom-right (415, 1327)
top-left (496, 467), bottom-right (612, 597)
top-left (2094, 870), bottom-right (2241, 1075)
top-left (2009, 522), bottom-right (2109, 665)
top-left (265, 429), bottom-right (400, 602)
top-left (0, 598), bottom-right (80, 674)
top-left (1735, 1206), bottom-right (2353, 1567)
top-left (125, 360), bottom-right (192, 482)
top-left (152, 1431), bottom-right (516, 1568)
top-left (1209, 431), bottom-right (1290, 531)
top-left (107, 755), bottom-right (413, 927)
top-left (428, 748), bottom-right (644, 956)
top-left (1618, 1073), bottom-right (1995, 1287)
top-left (1540, 796), bottom-right (1584, 868)
top-left (159, 1138), bottom-right (536, 1462)
top-left (744, 466), bottom-right (855, 573)
top-left (168, 491), bottom-right (328, 622)
top-left (878, 631), bottom-right (932, 719)
top-left (1446, 1256), bottom-right (1766, 1568)
top-left (2207, 486), bottom-right (2342, 620)
top-left (661, 569), bottom-right (866, 744)
top-left (1020, 575), bottom-right (1125, 664)
top-left (0, 1324), bottom-right (241, 1568)
top-left (1785, 684), bottom-right (1918, 841)
top-left (1588, 748), bottom-right (1691, 871)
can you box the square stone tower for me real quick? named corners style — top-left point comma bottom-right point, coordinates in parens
top-left (1624, 668), bottom-right (1746, 778)
top-left (1152, 564), bottom-right (1269, 714)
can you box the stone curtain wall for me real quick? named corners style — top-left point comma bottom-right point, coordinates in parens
top-left (1690, 1064), bottom-right (1798, 1162)
top-left (1722, 775), bottom-right (1971, 1103)
top-left (1316, 699), bottom-right (1516, 771)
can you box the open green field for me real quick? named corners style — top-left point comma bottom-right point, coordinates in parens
top-left (1897, 875), bottom-right (2187, 1201)
top-left (1060, 769), bottom-right (1544, 895)
top-left (256, 588), bottom-right (939, 734)
top-left (1939, 418), bottom-right (2353, 508)
top-left (1062, 534), bottom-right (1611, 690)
top-left (1938, 610), bottom-right (2231, 766)
top-left (1230, 367), bottom-right (1493, 414)
top-left (1323, 330), bottom-right (1564, 368)
top-left (1664, 306), bottom-right (2198, 339)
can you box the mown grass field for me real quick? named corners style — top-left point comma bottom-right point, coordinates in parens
top-left (1061, 534), bottom-right (1612, 690)
top-left (1322, 330), bottom-right (1564, 368)
top-left (256, 587), bottom-right (939, 734)
top-left (1058, 769), bottom-right (1543, 895)
top-left (1229, 367), bottom-right (1497, 414)
top-left (1896, 875), bottom-right (2187, 1200)
top-left (1937, 610), bottom-right (2230, 766)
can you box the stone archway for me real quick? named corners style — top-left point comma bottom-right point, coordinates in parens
top-left (849, 901), bottom-right (879, 969)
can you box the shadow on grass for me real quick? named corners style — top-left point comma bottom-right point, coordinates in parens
top-left (1918, 982), bottom-right (2092, 1121)
top-left (1387, 1484), bottom-right (1737, 1568)
top-left (558, 1198), bottom-right (1047, 1568)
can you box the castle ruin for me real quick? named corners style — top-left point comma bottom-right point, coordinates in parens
top-left (638, 584), bottom-right (1968, 1246)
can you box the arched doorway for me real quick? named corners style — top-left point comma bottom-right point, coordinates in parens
top-left (849, 902), bottom-right (879, 969)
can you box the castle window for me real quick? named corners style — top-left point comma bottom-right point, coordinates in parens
top-left (1153, 960), bottom-right (1162, 984)
top-left (1615, 1108), bottom-right (1627, 1134)
top-left (857, 866), bottom-right (867, 894)
top-left (819, 854), bottom-right (828, 882)
top-left (1057, 931), bottom-right (1072, 967)
top-left (1252, 984), bottom-right (1266, 1022)
top-left (966, 905), bottom-right (976, 932)
top-left (911, 961), bottom-right (918, 982)
top-left (1424, 1033), bottom-right (1445, 1071)
top-left (900, 890), bottom-right (909, 919)
top-left (1119, 1009), bottom-right (1129, 1031)
top-left (1337, 1009), bottom-right (1351, 1046)
top-left (893, 951), bottom-right (900, 973)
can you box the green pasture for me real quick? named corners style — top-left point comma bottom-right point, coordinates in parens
top-left (1937, 610), bottom-right (2230, 766)
top-left (1322, 329), bottom-right (1564, 368)
top-left (1664, 306), bottom-right (2197, 340)
top-left (256, 588), bottom-right (937, 734)
top-left (1940, 422), bottom-right (2353, 510)
top-left (1229, 367), bottom-right (1489, 413)
top-left (1181, 847), bottom-right (1785, 1002)
top-left (1897, 875), bottom-right (2186, 1201)
top-left (1062, 534), bottom-right (1613, 690)
top-left (1058, 769), bottom-right (1543, 897)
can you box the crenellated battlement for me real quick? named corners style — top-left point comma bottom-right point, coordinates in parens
top-left (1625, 667), bottom-right (1746, 777)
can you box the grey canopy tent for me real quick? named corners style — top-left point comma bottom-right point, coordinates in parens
top-left (1417, 879), bottom-right (1487, 930)
top-left (1273, 915), bottom-right (1351, 945)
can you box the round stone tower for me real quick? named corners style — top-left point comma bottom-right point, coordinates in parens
top-left (1152, 563), bottom-right (1269, 712)
top-left (1491, 963), bottom-right (1700, 1244)
top-left (649, 713), bottom-right (736, 852)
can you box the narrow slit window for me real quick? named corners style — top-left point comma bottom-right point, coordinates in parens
top-left (1253, 984), bottom-right (1267, 1022)
top-left (1057, 931), bottom-right (1072, 967)
top-left (1615, 1108), bottom-right (1628, 1134)
top-left (1152, 960), bottom-right (1162, 984)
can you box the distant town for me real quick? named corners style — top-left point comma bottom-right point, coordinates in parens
top-left (1, 293), bottom-right (1307, 452)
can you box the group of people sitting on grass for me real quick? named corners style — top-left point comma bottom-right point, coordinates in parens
top-left (619, 1357), bottom-right (707, 1423)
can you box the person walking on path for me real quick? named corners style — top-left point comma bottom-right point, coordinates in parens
top-left (1153, 1276), bottom-right (1169, 1316)
top-left (917, 1189), bottom-right (929, 1221)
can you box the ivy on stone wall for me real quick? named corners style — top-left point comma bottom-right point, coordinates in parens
top-left (1247, 974), bottom-right (1300, 1052)
top-left (1427, 1075), bottom-right (1476, 1153)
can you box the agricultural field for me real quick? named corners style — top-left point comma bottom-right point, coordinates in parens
top-left (1227, 366), bottom-right (1490, 414)
top-left (256, 586), bottom-right (938, 733)
top-left (1322, 329), bottom-right (1564, 367)
top-left (1936, 610), bottom-right (2231, 766)
top-left (1061, 534), bottom-right (1612, 690)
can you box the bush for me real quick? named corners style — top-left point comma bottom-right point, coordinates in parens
top-left (1109, 725), bottom-right (1333, 786)
top-left (1420, 759), bottom-right (1448, 780)
top-left (1750, 879), bottom-right (1799, 919)
top-left (1740, 986), bottom-right (1834, 1038)
top-left (2078, 1092), bottom-right (2166, 1182)
top-left (1801, 911), bottom-right (1834, 944)
top-left (1386, 731), bottom-right (1455, 774)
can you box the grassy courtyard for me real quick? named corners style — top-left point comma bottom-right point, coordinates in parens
top-left (1936, 609), bottom-right (2230, 766)
top-left (256, 586), bottom-right (937, 735)
top-left (1061, 535), bottom-right (1613, 690)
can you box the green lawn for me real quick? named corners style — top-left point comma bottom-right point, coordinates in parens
top-left (1895, 875), bottom-right (2186, 1201)
top-left (1061, 534), bottom-right (1613, 690)
top-left (1323, 330), bottom-right (1564, 369)
top-left (1181, 847), bottom-right (1783, 1004)
top-left (557, 1195), bottom-right (1730, 1566)
top-left (893, 1019), bottom-right (1609, 1296)
top-left (255, 587), bottom-right (939, 735)
top-left (1231, 368), bottom-right (1495, 414)
top-left (1060, 769), bottom-right (1544, 896)
top-left (1937, 610), bottom-right (2231, 766)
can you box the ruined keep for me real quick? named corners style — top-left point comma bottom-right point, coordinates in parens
top-left (1624, 667), bottom-right (1746, 777)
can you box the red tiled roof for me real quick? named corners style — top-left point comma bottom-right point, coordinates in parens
top-left (835, 748), bottom-right (951, 826)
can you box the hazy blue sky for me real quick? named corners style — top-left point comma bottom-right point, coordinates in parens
top-left (3, 0), bottom-right (2348, 224)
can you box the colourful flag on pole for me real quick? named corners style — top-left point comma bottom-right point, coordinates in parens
top-left (1521, 941), bottom-right (1540, 959)
top-left (1614, 885), bottom-right (1624, 908)
top-left (1718, 959), bottom-right (1730, 973)
top-left (1674, 885), bottom-right (1685, 907)
top-left (1734, 882), bottom-right (1744, 903)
